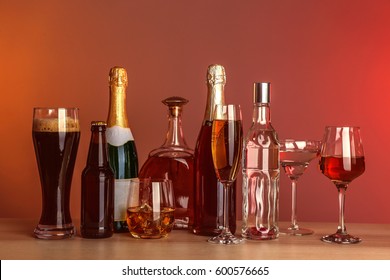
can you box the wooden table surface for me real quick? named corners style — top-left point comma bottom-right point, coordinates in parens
top-left (1, 219), bottom-right (389, 260)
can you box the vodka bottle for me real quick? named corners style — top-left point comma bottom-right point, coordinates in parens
top-left (242, 82), bottom-right (280, 240)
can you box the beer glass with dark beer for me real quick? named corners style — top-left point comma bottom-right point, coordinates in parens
top-left (32, 108), bottom-right (80, 239)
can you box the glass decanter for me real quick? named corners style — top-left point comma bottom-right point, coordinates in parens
top-left (138, 96), bottom-right (194, 230)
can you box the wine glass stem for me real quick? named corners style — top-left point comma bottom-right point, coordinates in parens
top-left (337, 184), bottom-right (348, 234)
top-left (291, 179), bottom-right (298, 230)
top-left (222, 181), bottom-right (231, 234)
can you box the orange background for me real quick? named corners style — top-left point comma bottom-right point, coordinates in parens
top-left (1, 0), bottom-right (389, 224)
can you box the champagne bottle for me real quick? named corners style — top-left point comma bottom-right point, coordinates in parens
top-left (106, 66), bottom-right (139, 233)
top-left (81, 121), bottom-right (114, 238)
top-left (192, 64), bottom-right (236, 236)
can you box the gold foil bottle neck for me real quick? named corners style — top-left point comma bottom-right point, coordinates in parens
top-left (91, 121), bottom-right (107, 127)
top-left (207, 64), bottom-right (226, 86)
top-left (203, 64), bottom-right (226, 122)
top-left (107, 66), bottom-right (129, 128)
top-left (109, 66), bottom-right (128, 87)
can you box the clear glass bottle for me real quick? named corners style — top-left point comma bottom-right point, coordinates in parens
top-left (81, 121), bottom-right (114, 238)
top-left (139, 96), bottom-right (194, 229)
top-left (106, 66), bottom-right (139, 233)
top-left (192, 64), bottom-right (236, 236)
top-left (242, 82), bottom-right (280, 240)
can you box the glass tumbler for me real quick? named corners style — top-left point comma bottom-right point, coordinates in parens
top-left (126, 178), bottom-right (175, 239)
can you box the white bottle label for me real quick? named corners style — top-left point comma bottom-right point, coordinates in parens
top-left (114, 179), bottom-right (131, 221)
top-left (106, 126), bottom-right (134, 147)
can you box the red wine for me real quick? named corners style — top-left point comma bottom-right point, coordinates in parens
top-left (319, 156), bottom-right (365, 183)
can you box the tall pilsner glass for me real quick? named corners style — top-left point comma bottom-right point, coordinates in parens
top-left (32, 108), bottom-right (80, 239)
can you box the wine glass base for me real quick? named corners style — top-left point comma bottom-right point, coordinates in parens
top-left (321, 233), bottom-right (361, 244)
top-left (279, 227), bottom-right (314, 236)
top-left (208, 232), bottom-right (243, 245)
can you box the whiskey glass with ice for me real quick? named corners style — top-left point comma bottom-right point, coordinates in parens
top-left (126, 178), bottom-right (175, 239)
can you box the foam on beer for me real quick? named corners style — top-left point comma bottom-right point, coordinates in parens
top-left (33, 118), bottom-right (80, 132)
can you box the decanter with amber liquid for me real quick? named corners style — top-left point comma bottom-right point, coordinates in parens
top-left (138, 96), bottom-right (194, 229)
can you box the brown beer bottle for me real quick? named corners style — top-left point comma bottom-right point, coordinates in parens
top-left (81, 121), bottom-right (114, 238)
top-left (192, 64), bottom-right (236, 235)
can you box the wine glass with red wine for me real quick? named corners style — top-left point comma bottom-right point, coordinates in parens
top-left (319, 126), bottom-right (365, 244)
top-left (209, 104), bottom-right (243, 245)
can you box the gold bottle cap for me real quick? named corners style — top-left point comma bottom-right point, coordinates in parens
top-left (107, 66), bottom-right (129, 128)
top-left (91, 121), bottom-right (107, 126)
top-left (109, 66), bottom-right (128, 87)
top-left (207, 64), bottom-right (226, 86)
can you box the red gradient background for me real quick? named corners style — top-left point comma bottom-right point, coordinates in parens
top-left (1, 1), bottom-right (389, 224)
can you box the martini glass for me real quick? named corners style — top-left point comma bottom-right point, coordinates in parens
top-left (280, 139), bottom-right (321, 236)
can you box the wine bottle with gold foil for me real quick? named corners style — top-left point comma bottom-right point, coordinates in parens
top-left (192, 64), bottom-right (236, 236)
top-left (106, 66), bottom-right (139, 233)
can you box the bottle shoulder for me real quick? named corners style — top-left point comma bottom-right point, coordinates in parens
top-left (139, 154), bottom-right (194, 178)
top-left (106, 126), bottom-right (134, 146)
top-left (108, 140), bottom-right (137, 152)
top-left (244, 127), bottom-right (280, 147)
top-left (247, 122), bottom-right (277, 132)
top-left (82, 165), bottom-right (114, 175)
top-left (148, 147), bottom-right (194, 159)
top-left (194, 123), bottom-right (212, 149)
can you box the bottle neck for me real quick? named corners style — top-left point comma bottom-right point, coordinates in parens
top-left (253, 103), bottom-right (272, 127)
top-left (107, 85), bottom-right (129, 128)
top-left (87, 127), bottom-right (110, 167)
top-left (162, 107), bottom-right (189, 148)
top-left (203, 83), bottom-right (225, 122)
